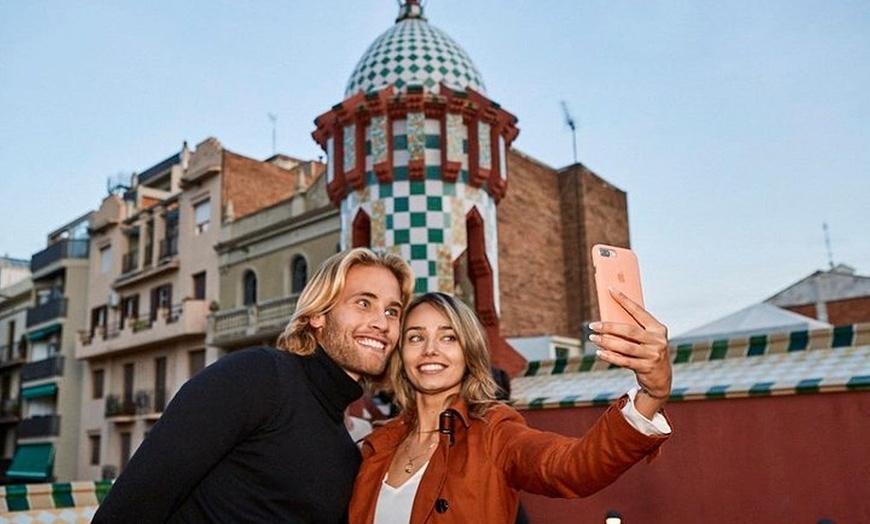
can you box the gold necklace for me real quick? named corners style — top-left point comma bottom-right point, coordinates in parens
top-left (403, 436), bottom-right (437, 474)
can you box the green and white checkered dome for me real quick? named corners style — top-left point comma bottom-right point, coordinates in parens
top-left (344, 2), bottom-right (486, 97)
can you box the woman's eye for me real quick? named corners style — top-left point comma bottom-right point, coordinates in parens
top-left (406, 334), bottom-right (423, 343)
top-left (443, 334), bottom-right (457, 343)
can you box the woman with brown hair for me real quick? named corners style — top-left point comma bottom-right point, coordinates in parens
top-left (349, 291), bottom-right (673, 523)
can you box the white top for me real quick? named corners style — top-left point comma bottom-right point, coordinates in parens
top-left (373, 462), bottom-right (430, 524)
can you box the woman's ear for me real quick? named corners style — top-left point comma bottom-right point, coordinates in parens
top-left (309, 314), bottom-right (325, 329)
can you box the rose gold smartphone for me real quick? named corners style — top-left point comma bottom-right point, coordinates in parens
top-left (591, 244), bottom-right (645, 327)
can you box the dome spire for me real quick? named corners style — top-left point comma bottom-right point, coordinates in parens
top-left (396, 0), bottom-right (426, 22)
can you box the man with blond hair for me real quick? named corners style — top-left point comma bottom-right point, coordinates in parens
top-left (94, 247), bottom-right (414, 524)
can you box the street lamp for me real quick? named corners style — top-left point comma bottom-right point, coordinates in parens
top-left (605, 509), bottom-right (622, 524)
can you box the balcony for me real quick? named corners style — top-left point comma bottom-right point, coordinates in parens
top-left (208, 295), bottom-right (298, 347)
top-left (0, 398), bottom-right (20, 424)
top-left (105, 388), bottom-right (167, 420)
top-left (30, 239), bottom-right (89, 275)
top-left (77, 300), bottom-right (209, 359)
top-left (0, 344), bottom-right (26, 368)
top-left (26, 298), bottom-right (67, 327)
top-left (21, 355), bottom-right (65, 382)
top-left (17, 414), bottom-right (61, 438)
top-left (121, 250), bottom-right (139, 274)
top-left (159, 236), bottom-right (178, 260)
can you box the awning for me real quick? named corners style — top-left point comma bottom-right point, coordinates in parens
top-left (6, 443), bottom-right (54, 480)
top-left (21, 383), bottom-right (58, 399)
top-left (26, 324), bottom-right (61, 342)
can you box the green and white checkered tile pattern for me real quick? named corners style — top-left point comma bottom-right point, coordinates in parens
top-left (345, 15), bottom-right (486, 97)
top-left (511, 324), bottom-right (870, 410)
top-left (340, 118), bottom-right (500, 298)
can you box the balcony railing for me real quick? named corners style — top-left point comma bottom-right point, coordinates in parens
top-left (17, 414), bottom-right (61, 438)
top-left (121, 250), bottom-right (139, 274)
top-left (26, 298), bottom-right (68, 328)
top-left (30, 239), bottom-right (89, 273)
top-left (209, 295), bottom-right (298, 346)
top-left (77, 300), bottom-right (209, 359)
top-left (0, 398), bottom-right (20, 420)
top-left (105, 388), bottom-right (167, 418)
top-left (159, 236), bottom-right (178, 259)
top-left (21, 355), bottom-right (65, 382)
top-left (0, 344), bottom-right (26, 367)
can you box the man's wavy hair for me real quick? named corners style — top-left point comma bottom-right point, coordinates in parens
top-left (276, 248), bottom-right (414, 356)
top-left (388, 292), bottom-right (499, 419)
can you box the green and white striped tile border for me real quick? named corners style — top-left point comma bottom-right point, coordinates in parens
top-left (0, 480), bottom-right (112, 513)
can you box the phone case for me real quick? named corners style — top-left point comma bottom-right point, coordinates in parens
top-left (591, 244), bottom-right (645, 326)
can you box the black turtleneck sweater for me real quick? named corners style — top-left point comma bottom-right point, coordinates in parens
top-left (92, 346), bottom-right (363, 524)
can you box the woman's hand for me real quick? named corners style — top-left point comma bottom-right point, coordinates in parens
top-left (589, 288), bottom-right (672, 419)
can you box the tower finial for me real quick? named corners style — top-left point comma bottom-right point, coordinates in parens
top-left (397, 0), bottom-right (426, 22)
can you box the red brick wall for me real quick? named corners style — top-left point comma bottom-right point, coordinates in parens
top-left (783, 296), bottom-right (870, 326)
top-left (520, 392), bottom-right (869, 524)
top-left (497, 150), bottom-right (570, 338)
top-left (221, 151), bottom-right (300, 221)
top-left (497, 151), bottom-right (629, 340)
top-left (786, 303), bottom-right (818, 319)
top-left (561, 166), bottom-right (629, 335)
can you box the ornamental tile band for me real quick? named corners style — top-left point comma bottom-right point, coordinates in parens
top-left (511, 323), bottom-right (870, 410)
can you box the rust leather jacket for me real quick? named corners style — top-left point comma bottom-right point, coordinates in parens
top-left (348, 396), bottom-right (670, 523)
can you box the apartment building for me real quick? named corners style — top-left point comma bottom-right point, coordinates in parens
top-left (10, 216), bottom-right (91, 483)
top-left (0, 262), bottom-right (31, 482)
top-left (208, 162), bottom-right (335, 353)
top-left (74, 137), bottom-right (325, 480)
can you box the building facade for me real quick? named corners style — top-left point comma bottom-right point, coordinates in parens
top-left (0, 273), bottom-right (31, 482)
top-left (9, 216), bottom-right (91, 483)
top-left (208, 159), bottom-right (335, 352)
top-left (74, 138), bottom-right (324, 480)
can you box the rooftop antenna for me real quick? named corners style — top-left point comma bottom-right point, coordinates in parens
top-left (268, 112), bottom-right (277, 155)
top-left (560, 101), bottom-right (578, 164)
top-left (822, 222), bottom-right (835, 270)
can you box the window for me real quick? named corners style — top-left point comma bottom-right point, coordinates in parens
top-left (192, 272), bottom-right (206, 300)
top-left (89, 434), bottom-right (101, 466)
top-left (92, 369), bottom-right (105, 399)
top-left (189, 349), bottom-right (205, 378)
top-left (5, 320), bottom-right (14, 350)
top-left (291, 256), bottom-right (308, 294)
top-left (120, 295), bottom-right (139, 327)
top-left (163, 210), bottom-right (179, 258)
top-left (194, 199), bottom-right (211, 234)
top-left (154, 357), bottom-right (167, 412)
top-left (120, 432), bottom-right (132, 471)
top-left (150, 284), bottom-right (172, 321)
top-left (243, 270), bottom-right (257, 306)
top-left (91, 306), bottom-right (108, 338)
top-left (100, 245), bottom-right (112, 273)
top-left (123, 363), bottom-right (134, 405)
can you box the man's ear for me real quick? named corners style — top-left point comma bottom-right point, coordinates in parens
top-left (309, 314), bottom-right (325, 329)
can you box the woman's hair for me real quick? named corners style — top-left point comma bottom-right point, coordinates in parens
top-left (276, 247), bottom-right (414, 356)
top-left (388, 291), bottom-right (500, 419)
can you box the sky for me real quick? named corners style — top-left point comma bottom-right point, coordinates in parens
top-left (1, 1), bottom-right (868, 336)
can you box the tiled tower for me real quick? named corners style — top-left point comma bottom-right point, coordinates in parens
top-left (312, 0), bottom-right (524, 373)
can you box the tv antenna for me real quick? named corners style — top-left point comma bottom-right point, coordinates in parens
top-left (560, 101), bottom-right (578, 164)
top-left (822, 222), bottom-right (834, 270)
top-left (268, 112), bottom-right (277, 155)
top-left (106, 172), bottom-right (131, 196)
